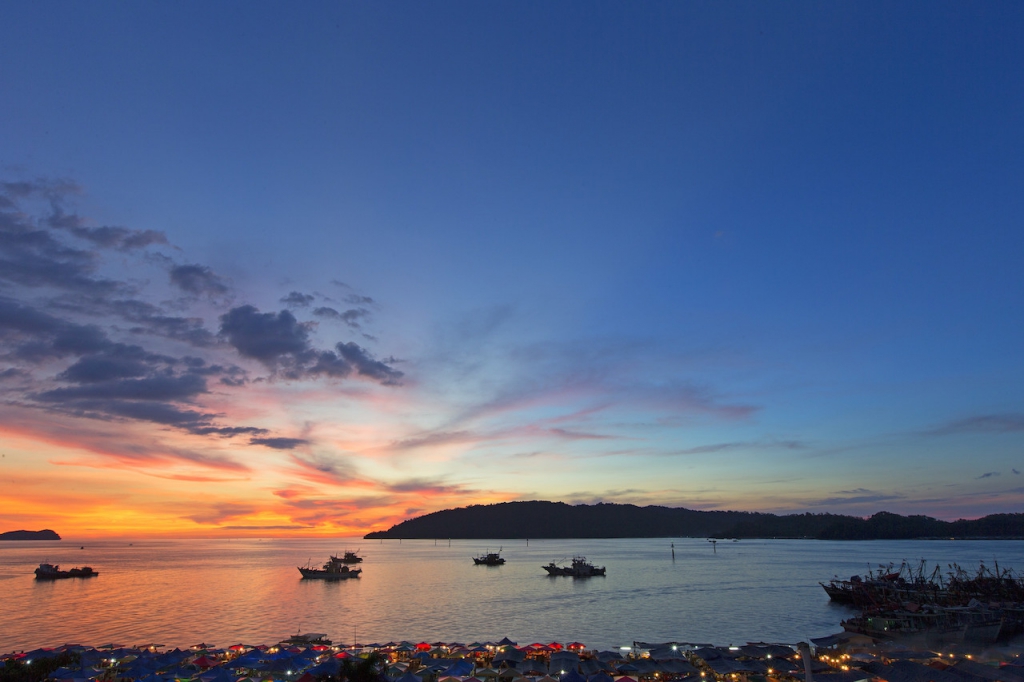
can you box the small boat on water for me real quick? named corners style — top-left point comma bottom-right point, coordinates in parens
top-left (34, 562), bottom-right (98, 580)
top-left (473, 548), bottom-right (505, 565)
top-left (281, 632), bottom-right (333, 646)
top-left (332, 550), bottom-right (363, 563)
top-left (542, 556), bottom-right (605, 577)
top-left (299, 555), bottom-right (362, 580)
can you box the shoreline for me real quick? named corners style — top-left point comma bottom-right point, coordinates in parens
top-left (7, 634), bottom-right (1024, 682)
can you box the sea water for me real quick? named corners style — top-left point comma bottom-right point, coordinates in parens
top-left (2, 536), bottom-right (1024, 652)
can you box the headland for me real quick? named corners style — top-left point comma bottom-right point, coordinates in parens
top-left (363, 502), bottom-right (1024, 540)
top-left (0, 529), bottom-right (61, 541)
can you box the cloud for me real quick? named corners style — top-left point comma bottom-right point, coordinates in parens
top-left (222, 525), bottom-right (311, 531)
top-left (336, 341), bottom-right (403, 384)
top-left (0, 179), bottom-right (148, 296)
top-left (57, 346), bottom-right (172, 383)
top-left (170, 264), bottom-right (230, 297)
top-left (313, 306), bottom-right (371, 328)
top-left (0, 297), bottom-right (110, 362)
top-left (109, 298), bottom-right (218, 347)
top-left (385, 477), bottom-right (465, 495)
top-left (976, 472), bottom-right (1000, 479)
top-left (186, 502), bottom-right (258, 525)
top-left (47, 206), bottom-right (168, 251)
top-left (37, 373), bottom-right (208, 403)
top-left (219, 305), bottom-right (401, 384)
top-left (390, 430), bottom-right (476, 450)
top-left (807, 488), bottom-right (907, 507)
top-left (926, 413), bottom-right (1024, 436)
top-left (220, 305), bottom-right (312, 365)
top-left (288, 452), bottom-right (360, 485)
top-left (281, 291), bottom-right (314, 307)
top-left (251, 437), bottom-right (309, 450)
top-left (34, 396), bottom-right (266, 437)
top-left (547, 427), bottom-right (614, 440)
top-left (669, 440), bottom-right (807, 456)
top-left (0, 177), bottom-right (407, 482)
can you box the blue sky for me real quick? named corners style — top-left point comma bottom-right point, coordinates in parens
top-left (1, 2), bottom-right (1022, 534)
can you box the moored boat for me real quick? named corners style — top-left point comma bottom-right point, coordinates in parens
top-left (34, 562), bottom-right (98, 580)
top-left (299, 555), bottom-right (362, 580)
top-left (333, 550), bottom-right (363, 563)
top-left (542, 556), bottom-right (605, 577)
top-left (473, 548), bottom-right (505, 565)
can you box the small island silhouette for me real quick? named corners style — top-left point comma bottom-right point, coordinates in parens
top-left (0, 529), bottom-right (61, 541)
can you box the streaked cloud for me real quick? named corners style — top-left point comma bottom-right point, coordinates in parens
top-left (926, 413), bottom-right (1024, 436)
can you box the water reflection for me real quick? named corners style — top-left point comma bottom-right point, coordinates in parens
top-left (1, 537), bottom-right (1022, 652)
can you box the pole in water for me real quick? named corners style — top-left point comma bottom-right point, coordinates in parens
top-left (671, 542), bottom-right (675, 560)
top-left (709, 539), bottom-right (717, 553)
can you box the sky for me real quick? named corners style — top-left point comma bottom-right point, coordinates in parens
top-left (1, 2), bottom-right (1023, 537)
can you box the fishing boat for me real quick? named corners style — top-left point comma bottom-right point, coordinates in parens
top-left (332, 550), bottom-right (363, 564)
top-left (841, 608), bottom-right (1008, 645)
top-left (821, 560), bottom-right (1024, 609)
top-left (473, 548), bottom-right (505, 565)
top-left (281, 632), bottom-right (333, 647)
top-left (34, 562), bottom-right (98, 580)
top-left (542, 556), bottom-right (606, 577)
top-left (299, 555), bottom-right (362, 580)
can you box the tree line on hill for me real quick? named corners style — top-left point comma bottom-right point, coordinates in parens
top-left (362, 501), bottom-right (1024, 540)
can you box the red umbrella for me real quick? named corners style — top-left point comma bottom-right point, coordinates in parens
top-left (567, 643), bottom-right (586, 651)
top-left (416, 643), bottom-right (432, 651)
top-left (548, 643), bottom-right (563, 651)
top-left (193, 656), bottom-right (219, 668)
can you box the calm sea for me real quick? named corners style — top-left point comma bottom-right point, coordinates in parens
top-left (2, 537), bottom-right (1024, 653)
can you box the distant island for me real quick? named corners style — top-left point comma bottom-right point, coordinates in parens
top-left (363, 501), bottom-right (1024, 540)
top-left (0, 529), bottom-right (61, 541)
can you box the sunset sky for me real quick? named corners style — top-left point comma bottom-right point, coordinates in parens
top-left (1, 3), bottom-right (1023, 537)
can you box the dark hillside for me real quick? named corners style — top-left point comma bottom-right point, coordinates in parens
top-left (364, 502), bottom-right (837, 539)
top-left (363, 502), bottom-right (1024, 540)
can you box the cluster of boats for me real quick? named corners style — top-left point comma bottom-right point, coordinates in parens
top-left (297, 551), bottom-right (363, 580)
top-left (822, 560), bottom-right (1024, 644)
top-left (471, 549), bottom-right (606, 577)
top-left (34, 562), bottom-right (98, 580)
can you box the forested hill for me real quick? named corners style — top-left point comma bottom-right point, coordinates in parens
top-left (362, 502), bottom-right (1024, 540)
